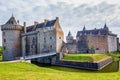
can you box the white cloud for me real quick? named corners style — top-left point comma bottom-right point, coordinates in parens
top-left (0, 0), bottom-right (120, 46)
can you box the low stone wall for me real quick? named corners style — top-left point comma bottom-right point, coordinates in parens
top-left (53, 57), bottom-right (113, 70)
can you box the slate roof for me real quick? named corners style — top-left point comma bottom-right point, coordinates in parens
top-left (27, 19), bottom-right (56, 32)
top-left (67, 31), bottom-right (72, 36)
top-left (77, 29), bottom-right (106, 37)
top-left (76, 25), bottom-right (117, 37)
top-left (6, 15), bottom-right (17, 25)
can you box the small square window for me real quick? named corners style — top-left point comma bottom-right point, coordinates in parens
top-left (59, 37), bottom-right (61, 39)
top-left (50, 37), bottom-right (52, 39)
top-left (50, 45), bottom-right (52, 48)
top-left (3, 32), bottom-right (5, 36)
top-left (44, 38), bottom-right (46, 40)
top-left (4, 46), bottom-right (6, 50)
top-left (4, 39), bottom-right (6, 42)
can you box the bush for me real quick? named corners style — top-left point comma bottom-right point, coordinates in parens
top-left (0, 46), bottom-right (2, 56)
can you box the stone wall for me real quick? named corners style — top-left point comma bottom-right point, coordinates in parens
top-left (53, 53), bottom-right (112, 70)
top-left (66, 43), bottom-right (77, 53)
top-left (117, 38), bottom-right (120, 51)
top-left (38, 29), bottom-right (56, 53)
top-left (2, 30), bottom-right (21, 60)
top-left (87, 34), bottom-right (108, 53)
top-left (107, 35), bottom-right (117, 52)
top-left (54, 18), bottom-right (64, 53)
top-left (77, 35), bottom-right (89, 53)
top-left (22, 31), bottom-right (38, 57)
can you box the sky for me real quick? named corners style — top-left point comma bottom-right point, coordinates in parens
top-left (0, 0), bottom-right (120, 46)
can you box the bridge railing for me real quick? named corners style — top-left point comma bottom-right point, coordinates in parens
top-left (20, 52), bottom-right (56, 60)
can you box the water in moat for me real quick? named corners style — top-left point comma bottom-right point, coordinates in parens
top-left (31, 61), bottom-right (119, 73)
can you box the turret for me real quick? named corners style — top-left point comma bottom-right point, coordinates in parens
top-left (66, 31), bottom-right (74, 43)
top-left (104, 23), bottom-right (109, 31)
top-left (82, 25), bottom-right (86, 35)
top-left (1, 15), bottom-right (23, 61)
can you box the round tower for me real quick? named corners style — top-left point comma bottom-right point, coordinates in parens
top-left (66, 31), bottom-right (74, 43)
top-left (1, 15), bottom-right (23, 61)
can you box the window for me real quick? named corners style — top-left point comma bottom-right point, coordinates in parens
top-left (59, 37), bottom-right (61, 39)
top-left (96, 48), bottom-right (99, 50)
top-left (50, 45), bottom-right (52, 48)
top-left (50, 37), bottom-right (52, 39)
top-left (44, 38), bottom-right (46, 43)
top-left (44, 38), bottom-right (46, 40)
top-left (4, 46), bottom-right (6, 50)
top-left (4, 39), bottom-right (6, 42)
top-left (3, 32), bottom-right (5, 36)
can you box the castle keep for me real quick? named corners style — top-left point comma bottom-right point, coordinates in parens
top-left (62, 25), bottom-right (119, 53)
top-left (1, 15), bottom-right (119, 61)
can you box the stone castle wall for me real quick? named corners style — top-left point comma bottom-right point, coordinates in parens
top-left (87, 34), bottom-right (108, 53)
top-left (38, 28), bottom-right (56, 53)
top-left (64, 34), bottom-right (117, 53)
top-left (66, 43), bottom-right (77, 53)
top-left (77, 35), bottom-right (89, 53)
top-left (2, 30), bottom-right (21, 60)
top-left (54, 19), bottom-right (64, 53)
top-left (107, 35), bottom-right (117, 52)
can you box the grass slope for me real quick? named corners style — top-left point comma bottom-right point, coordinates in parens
top-left (0, 62), bottom-right (120, 80)
top-left (107, 52), bottom-right (120, 61)
top-left (63, 54), bottom-right (110, 62)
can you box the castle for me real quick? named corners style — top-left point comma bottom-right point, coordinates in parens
top-left (62, 25), bottom-right (119, 53)
top-left (1, 15), bottom-right (119, 61)
top-left (1, 15), bottom-right (64, 61)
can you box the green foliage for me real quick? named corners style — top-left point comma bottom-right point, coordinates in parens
top-left (0, 62), bottom-right (120, 80)
top-left (63, 54), bottom-right (110, 62)
top-left (0, 46), bottom-right (2, 61)
top-left (0, 46), bottom-right (2, 56)
top-left (106, 52), bottom-right (120, 61)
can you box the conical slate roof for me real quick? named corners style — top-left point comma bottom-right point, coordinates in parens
top-left (5, 15), bottom-right (17, 25)
top-left (68, 31), bottom-right (72, 36)
top-left (104, 23), bottom-right (107, 28)
top-left (83, 25), bottom-right (86, 31)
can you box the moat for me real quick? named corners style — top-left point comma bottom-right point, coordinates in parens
top-left (32, 61), bottom-right (120, 72)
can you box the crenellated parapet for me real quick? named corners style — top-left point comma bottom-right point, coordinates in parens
top-left (1, 24), bottom-right (23, 31)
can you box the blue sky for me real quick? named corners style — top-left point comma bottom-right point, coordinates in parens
top-left (0, 0), bottom-right (120, 46)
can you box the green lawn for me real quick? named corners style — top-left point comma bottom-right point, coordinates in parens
top-left (0, 62), bottom-right (120, 80)
top-left (62, 54), bottom-right (110, 62)
top-left (0, 47), bottom-right (120, 80)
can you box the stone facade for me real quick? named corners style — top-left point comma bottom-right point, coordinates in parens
top-left (1, 16), bottom-right (22, 60)
top-left (62, 24), bottom-right (119, 53)
top-left (1, 15), bottom-right (64, 61)
top-left (107, 35), bottom-right (117, 52)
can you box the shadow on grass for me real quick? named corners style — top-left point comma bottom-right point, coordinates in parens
top-left (31, 61), bottom-right (119, 73)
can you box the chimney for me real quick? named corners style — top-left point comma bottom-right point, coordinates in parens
top-left (56, 17), bottom-right (59, 20)
top-left (17, 20), bottom-right (19, 24)
top-left (34, 21), bottom-right (39, 26)
top-left (44, 19), bottom-right (49, 25)
top-left (23, 22), bottom-right (26, 33)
